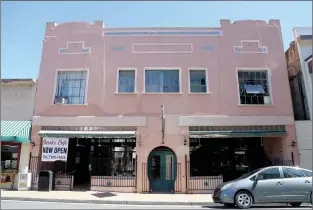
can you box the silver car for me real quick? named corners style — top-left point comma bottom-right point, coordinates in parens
top-left (212, 166), bottom-right (312, 209)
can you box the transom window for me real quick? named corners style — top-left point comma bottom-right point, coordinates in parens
top-left (118, 70), bottom-right (135, 93)
top-left (145, 70), bottom-right (180, 93)
top-left (238, 70), bottom-right (271, 105)
top-left (189, 70), bottom-right (207, 93)
top-left (54, 71), bottom-right (87, 104)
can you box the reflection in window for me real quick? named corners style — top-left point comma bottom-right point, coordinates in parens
top-left (260, 167), bottom-right (281, 180)
top-left (145, 70), bottom-right (180, 93)
top-left (282, 167), bottom-right (304, 178)
top-left (190, 70), bottom-right (207, 93)
top-left (55, 71), bottom-right (87, 104)
top-left (118, 70), bottom-right (135, 93)
top-left (302, 169), bottom-right (312, 177)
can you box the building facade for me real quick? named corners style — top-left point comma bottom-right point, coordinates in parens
top-left (1, 79), bottom-right (37, 189)
top-left (286, 27), bottom-right (312, 170)
top-left (31, 19), bottom-right (298, 193)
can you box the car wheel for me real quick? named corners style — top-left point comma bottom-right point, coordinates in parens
top-left (223, 203), bottom-right (235, 208)
top-left (289, 202), bottom-right (302, 207)
top-left (234, 191), bottom-right (253, 209)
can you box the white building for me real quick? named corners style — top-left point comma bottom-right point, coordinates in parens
top-left (286, 27), bottom-right (312, 170)
top-left (1, 79), bottom-right (37, 189)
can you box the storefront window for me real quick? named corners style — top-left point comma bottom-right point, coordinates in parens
top-left (1, 144), bottom-right (19, 189)
top-left (1, 145), bottom-right (18, 170)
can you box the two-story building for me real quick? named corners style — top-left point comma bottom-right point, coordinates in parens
top-left (1, 79), bottom-right (37, 189)
top-left (30, 19), bottom-right (298, 193)
top-left (286, 27), bottom-right (312, 170)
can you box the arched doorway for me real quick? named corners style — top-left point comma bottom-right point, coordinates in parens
top-left (147, 146), bottom-right (177, 193)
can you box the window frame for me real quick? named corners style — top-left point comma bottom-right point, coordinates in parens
top-left (188, 68), bottom-right (209, 94)
top-left (116, 68), bottom-right (137, 94)
top-left (236, 68), bottom-right (273, 106)
top-left (52, 68), bottom-right (89, 105)
top-left (143, 67), bottom-right (182, 94)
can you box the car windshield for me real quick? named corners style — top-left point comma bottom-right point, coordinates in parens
top-left (236, 168), bottom-right (263, 180)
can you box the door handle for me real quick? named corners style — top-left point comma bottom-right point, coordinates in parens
top-left (276, 181), bottom-right (283, 185)
top-left (305, 180), bottom-right (311, 184)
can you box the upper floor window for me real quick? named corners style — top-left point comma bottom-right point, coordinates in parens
top-left (54, 71), bottom-right (87, 105)
top-left (189, 70), bottom-right (207, 93)
top-left (145, 69), bottom-right (180, 93)
top-left (118, 70), bottom-right (135, 93)
top-left (238, 70), bottom-right (271, 105)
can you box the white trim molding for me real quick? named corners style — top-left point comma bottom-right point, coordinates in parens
top-left (132, 43), bottom-right (193, 54)
top-left (233, 40), bottom-right (268, 54)
top-left (143, 67), bottom-right (182, 94)
top-left (103, 30), bottom-right (222, 37)
top-left (52, 68), bottom-right (90, 105)
top-left (188, 67), bottom-right (210, 94)
top-left (235, 68), bottom-right (274, 106)
top-left (58, 41), bottom-right (91, 55)
top-left (115, 68), bottom-right (137, 94)
top-left (32, 116), bottom-right (147, 127)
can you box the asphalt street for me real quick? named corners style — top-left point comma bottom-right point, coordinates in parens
top-left (1, 200), bottom-right (312, 210)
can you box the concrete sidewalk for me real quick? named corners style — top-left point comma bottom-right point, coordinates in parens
top-left (0, 190), bottom-right (214, 206)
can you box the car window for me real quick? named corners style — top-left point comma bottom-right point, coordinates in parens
top-left (282, 167), bottom-right (305, 178)
top-left (301, 170), bottom-right (312, 177)
top-left (259, 167), bottom-right (281, 180)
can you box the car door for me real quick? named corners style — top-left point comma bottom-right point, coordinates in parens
top-left (282, 167), bottom-right (311, 202)
top-left (252, 167), bottom-right (286, 203)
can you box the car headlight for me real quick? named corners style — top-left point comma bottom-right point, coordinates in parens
top-left (221, 183), bottom-right (233, 191)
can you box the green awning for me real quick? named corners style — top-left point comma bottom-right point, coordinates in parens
top-left (189, 130), bottom-right (287, 138)
top-left (1, 120), bottom-right (32, 143)
top-left (38, 130), bottom-right (136, 138)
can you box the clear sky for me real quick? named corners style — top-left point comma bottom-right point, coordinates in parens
top-left (2, 1), bottom-right (312, 79)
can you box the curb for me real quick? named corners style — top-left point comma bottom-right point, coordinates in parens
top-left (1, 197), bottom-right (217, 206)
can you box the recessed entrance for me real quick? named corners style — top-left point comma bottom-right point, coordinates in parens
top-left (147, 146), bottom-right (177, 193)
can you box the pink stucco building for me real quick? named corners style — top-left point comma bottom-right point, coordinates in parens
top-left (30, 19), bottom-right (299, 193)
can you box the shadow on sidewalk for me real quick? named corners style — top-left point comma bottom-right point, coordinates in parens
top-left (91, 192), bottom-right (117, 198)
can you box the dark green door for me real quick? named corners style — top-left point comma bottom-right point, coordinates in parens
top-left (148, 149), bottom-right (177, 193)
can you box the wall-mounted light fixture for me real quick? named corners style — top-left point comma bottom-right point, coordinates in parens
top-left (30, 141), bottom-right (36, 147)
top-left (184, 136), bottom-right (187, 146)
top-left (291, 140), bottom-right (296, 148)
top-left (137, 134), bottom-right (142, 146)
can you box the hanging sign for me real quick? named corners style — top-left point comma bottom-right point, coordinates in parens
top-left (41, 137), bottom-right (69, 162)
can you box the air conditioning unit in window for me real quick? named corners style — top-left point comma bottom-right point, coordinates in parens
top-left (264, 96), bottom-right (271, 105)
top-left (54, 96), bottom-right (68, 104)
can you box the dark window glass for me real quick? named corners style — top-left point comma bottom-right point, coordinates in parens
top-left (237, 70), bottom-right (271, 105)
top-left (190, 70), bottom-right (207, 93)
top-left (259, 167), bottom-right (281, 180)
top-left (151, 155), bottom-right (161, 179)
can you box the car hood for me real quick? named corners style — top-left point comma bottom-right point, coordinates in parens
top-left (216, 180), bottom-right (234, 190)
